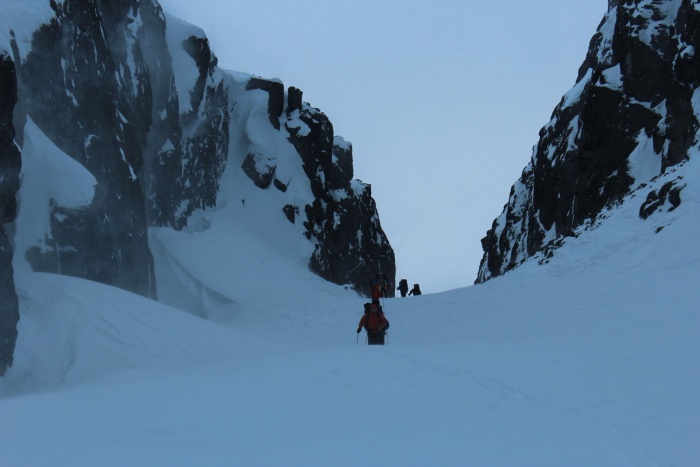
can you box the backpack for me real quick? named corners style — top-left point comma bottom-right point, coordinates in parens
top-left (364, 310), bottom-right (389, 333)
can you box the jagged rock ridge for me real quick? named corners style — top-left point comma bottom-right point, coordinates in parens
top-left (477, 0), bottom-right (700, 283)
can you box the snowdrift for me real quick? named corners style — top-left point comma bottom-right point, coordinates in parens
top-left (1, 150), bottom-right (698, 466)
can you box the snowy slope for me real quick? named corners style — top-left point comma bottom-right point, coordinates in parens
top-left (0, 2), bottom-right (697, 465)
top-left (13, 117), bottom-right (97, 273)
top-left (1, 154), bottom-right (698, 466)
top-left (477, 1), bottom-right (700, 285)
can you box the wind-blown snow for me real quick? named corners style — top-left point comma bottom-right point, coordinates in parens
top-left (594, 6), bottom-right (617, 66)
top-left (163, 13), bottom-right (207, 116)
top-left (12, 117), bottom-right (97, 272)
top-left (600, 64), bottom-right (623, 89)
top-left (0, 0), bottom-right (56, 57)
top-left (561, 68), bottom-right (591, 109)
top-left (334, 135), bottom-right (350, 151)
top-left (1, 153), bottom-right (698, 465)
top-left (627, 131), bottom-right (661, 187)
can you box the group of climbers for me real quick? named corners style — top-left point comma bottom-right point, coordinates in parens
top-left (357, 273), bottom-right (422, 345)
top-left (358, 273), bottom-right (391, 345)
top-left (369, 274), bottom-right (422, 299)
top-left (396, 279), bottom-right (421, 297)
top-left (368, 273), bottom-right (390, 301)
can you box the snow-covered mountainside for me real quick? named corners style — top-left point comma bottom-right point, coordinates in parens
top-left (0, 0), bottom-right (395, 375)
top-left (477, 0), bottom-right (700, 283)
top-left (0, 3), bottom-right (393, 295)
top-left (1, 128), bottom-right (698, 466)
top-left (0, 2), bottom-right (697, 462)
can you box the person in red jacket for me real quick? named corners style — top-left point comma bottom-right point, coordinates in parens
top-left (357, 303), bottom-right (389, 345)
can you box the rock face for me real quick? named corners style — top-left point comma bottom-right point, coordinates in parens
top-left (1, 0), bottom-right (393, 303)
top-left (236, 77), bottom-right (395, 293)
top-left (477, 0), bottom-right (700, 283)
top-left (11, 0), bottom-right (157, 297)
top-left (289, 113), bottom-right (395, 292)
top-left (0, 53), bottom-right (20, 376)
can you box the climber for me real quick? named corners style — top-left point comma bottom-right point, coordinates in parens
top-left (408, 283), bottom-right (422, 296)
top-left (397, 279), bottom-right (409, 297)
top-left (357, 303), bottom-right (389, 345)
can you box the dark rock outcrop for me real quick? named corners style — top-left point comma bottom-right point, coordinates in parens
top-left (241, 151), bottom-right (276, 189)
top-left (477, 1), bottom-right (700, 283)
top-left (12, 0), bottom-right (156, 297)
top-left (327, 136), bottom-right (353, 190)
top-left (0, 53), bottom-right (20, 376)
top-left (287, 86), bottom-right (303, 114)
top-left (131, 1), bottom-right (186, 228)
top-left (9, 1), bottom-right (230, 297)
top-left (177, 35), bottom-right (230, 218)
top-left (286, 106), bottom-right (394, 294)
top-left (246, 77), bottom-right (284, 130)
top-left (283, 204), bottom-right (298, 223)
top-left (639, 179), bottom-right (685, 219)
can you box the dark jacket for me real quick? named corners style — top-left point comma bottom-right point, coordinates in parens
top-left (397, 279), bottom-right (409, 297)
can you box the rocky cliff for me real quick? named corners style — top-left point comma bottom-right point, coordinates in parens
top-left (477, 0), bottom-right (700, 283)
top-left (1, 0), bottom-right (394, 312)
top-left (10, 0), bottom-right (158, 297)
top-left (0, 52), bottom-right (20, 376)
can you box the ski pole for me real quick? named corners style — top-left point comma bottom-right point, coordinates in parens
top-left (356, 333), bottom-right (359, 344)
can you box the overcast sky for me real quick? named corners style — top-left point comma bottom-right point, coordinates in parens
top-left (157, 0), bottom-right (609, 293)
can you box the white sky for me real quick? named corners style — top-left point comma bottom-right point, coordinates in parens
top-left (157, 0), bottom-right (609, 292)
